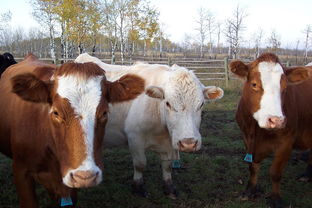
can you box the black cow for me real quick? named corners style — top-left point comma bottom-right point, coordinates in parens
top-left (0, 52), bottom-right (17, 76)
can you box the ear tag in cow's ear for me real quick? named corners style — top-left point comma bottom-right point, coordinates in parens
top-left (172, 160), bottom-right (181, 169)
top-left (60, 197), bottom-right (73, 207)
top-left (244, 153), bottom-right (253, 163)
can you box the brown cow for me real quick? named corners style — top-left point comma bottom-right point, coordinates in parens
top-left (230, 53), bottom-right (312, 208)
top-left (0, 54), bottom-right (145, 208)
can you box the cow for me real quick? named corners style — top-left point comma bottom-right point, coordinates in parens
top-left (230, 53), bottom-right (312, 208)
top-left (0, 54), bottom-right (145, 208)
top-left (0, 52), bottom-right (17, 77)
top-left (75, 53), bottom-right (224, 198)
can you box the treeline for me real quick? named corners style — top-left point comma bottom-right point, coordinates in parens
top-left (1, 0), bottom-right (170, 63)
top-left (0, 1), bottom-right (311, 65)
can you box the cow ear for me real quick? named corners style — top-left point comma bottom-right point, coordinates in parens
top-left (285, 66), bottom-right (311, 84)
top-left (203, 86), bottom-right (224, 100)
top-left (11, 73), bottom-right (53, 103)
top-left (230, 60), bottom-right (248, 78)
top-left (145, 86), bottom-right (164, 100)
top-left (106, 74), bottom-right (145, 103)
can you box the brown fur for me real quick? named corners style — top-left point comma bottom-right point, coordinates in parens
top-left (232, 53), bottom-right (312, 204)
top-left (105, 74), bottom-right (145, 103)
top-left (55, 62), bottom-right (105, 79)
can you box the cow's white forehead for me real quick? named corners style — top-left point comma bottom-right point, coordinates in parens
top-left (57, 74), bottom-right (103, 172)
top-left (253, 61), bottom-right (284, 127)
top-left (258, 61), bottom-right (283, 74)
top-left (167, 68), bottom-right (203, 109)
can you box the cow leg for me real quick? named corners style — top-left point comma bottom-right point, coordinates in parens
top-left (13, 162), bottom-right (38, 208)
top-left (129, 137), bottom-right (148, 197)
top-left (161, 159), bottom-right (177, 199)
top-left (267, 143), bottom-right (292, 208)
top-left (240, 162), bottom-right (263, 200)
top-left (298, 151), bottom-right (312, 182)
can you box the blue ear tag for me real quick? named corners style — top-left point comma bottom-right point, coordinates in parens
top-left (172, 160), bottom-right (181, 169)
top-left (244, 153), bottom-right (253, 163)
top-left (60, 197), bottom-right (73, 207)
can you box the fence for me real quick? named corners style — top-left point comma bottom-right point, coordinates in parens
top-left (14, 56), bottom-right (234, 87)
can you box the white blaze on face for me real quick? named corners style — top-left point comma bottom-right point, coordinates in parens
top-left (57, 74), bottom-right (103, 186)
top-left (253, 62), bottom-right (285, 128)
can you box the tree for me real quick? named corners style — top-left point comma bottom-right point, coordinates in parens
top-left (216, 22), bottom-right (222, 55)
top-left (206, 10), bottom-right (216, 58)
top-left (138, 3), bottom-right (160, 56)
top-left (267, 30), bottom-right (281, 53)
top-left (224, 5), bottom-right (247, 59)
top-left (252, 28), bottom-right (264, 59)
top-left (195, 7), bottom-right (208, 58)
top-left (303, 25), bottom-right (312, 63)
top-left (0, 11), bottom-right (12, 47)
top-left (31, 0), bottom-right (57, 63)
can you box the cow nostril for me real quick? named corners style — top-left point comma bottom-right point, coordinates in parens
top-left (178, 141), bottom-right (184, 148)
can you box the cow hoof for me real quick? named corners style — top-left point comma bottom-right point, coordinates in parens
top-left (266, 195), bottom-right (288, 208)
top-left (163, 180), bottom-right (178, 199)
top-left (132, 180), bottom-right (149, 198)
top-left (239, 185), bottom-right (263, 201)
top-left (297, 174), bottom-right (311, 182)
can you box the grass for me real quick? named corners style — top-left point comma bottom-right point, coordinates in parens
top-left (1, 82), bottom-right (312, 207)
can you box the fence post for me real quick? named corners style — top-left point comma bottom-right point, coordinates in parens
top-left (224, 57), bottom-right (229, 88)
top-left (286, 60), bottom-right (290, 67)
top-left (168, 57), bottom-right (171, 66)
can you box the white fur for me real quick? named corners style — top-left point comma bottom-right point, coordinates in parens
top-left (57, 74), bottom-right (103, 187)
top-left (253, 62), bottom-right (285, 128)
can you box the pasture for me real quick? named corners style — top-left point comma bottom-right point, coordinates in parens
top-left (0, 80), bottom-right (312, 208)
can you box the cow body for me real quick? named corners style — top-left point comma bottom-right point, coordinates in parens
top-left (75, 53), bottom-right (224, 197)
top-left (0, 52), bottom-right (17, 77)
top-left (0, 54), bottom-right (145, 207)
top-left (230, 53), bottom-right (312, 207)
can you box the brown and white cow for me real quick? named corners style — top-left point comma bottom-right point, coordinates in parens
top-left (230, 53), bottom-right (312, 207)
top-left (0, 54), bottom-right (144, 208)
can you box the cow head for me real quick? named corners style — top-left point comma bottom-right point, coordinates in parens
top-left (146, 66), bottom-right (223, 152)
top-left (11, 62), bottom-right (144, 188)
top-left (230, 53), bottom-right (310, 129)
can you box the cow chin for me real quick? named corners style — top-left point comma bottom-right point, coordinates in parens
top-left (62, 166), bottom-right (102, 188)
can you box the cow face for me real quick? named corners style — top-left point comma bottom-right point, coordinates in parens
top-left (146, 67), bottom-right (223, 152)
top-left (230, 53), bottom-right (310, 129)
top-left (11, 62), bottom-right (145, 188)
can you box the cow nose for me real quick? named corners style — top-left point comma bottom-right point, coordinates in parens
top-left (71, 170), bottom-right (99, 188)
top-left (178, 138), bottom-right (198, 152)
top-left (267, 116), bottom-right (285, 129)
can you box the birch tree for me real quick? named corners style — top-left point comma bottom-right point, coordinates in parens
top-left (267, 30), bottom-right (281, 52)
top-left (206, 11), bottom-right (216, 58)
top-left (195, 7), bottom-right (208, 58)
top-left (303, 25), bottom-right (312, 63)
top-left (32, 0), bottom-right (57, 63)
top-left (252, 28), bottom-right (263, 59)
top-left (224, 5), bottom-right (247, 59)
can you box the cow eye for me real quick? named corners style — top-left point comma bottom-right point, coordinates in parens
top-left (52, 110), bottom-right (59, 117)
top-left (251, 83), bottom-right (257, 88)
top-left (99, 111), bottom-right (108, 122)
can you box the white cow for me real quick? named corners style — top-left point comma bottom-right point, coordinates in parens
top-left (75, 53), bottom-right (224, 198)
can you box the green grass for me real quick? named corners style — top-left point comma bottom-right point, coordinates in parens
top-left (1, 84), bottom-right (312, 207)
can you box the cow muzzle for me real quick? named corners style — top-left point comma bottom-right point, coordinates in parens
top-left (178, 138), bottom-right (198, 152)
top-left (265, 116), bottom-right (285, 129)
top-left (66, 170), bottom-right (101, 188)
